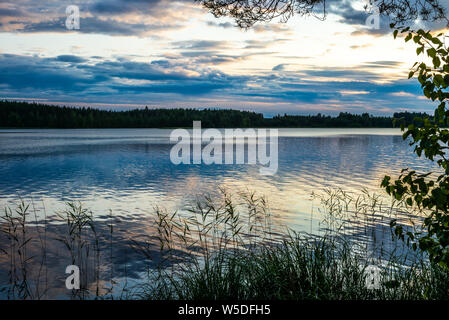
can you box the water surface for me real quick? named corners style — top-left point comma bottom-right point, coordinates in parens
top-left (0, 128), bottom-right (437, 298)
top-left (0, 128), bottom-right (435, 225)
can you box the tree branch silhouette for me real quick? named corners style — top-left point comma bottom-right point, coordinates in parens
top-left (196, 0), bottom-right (448, 28)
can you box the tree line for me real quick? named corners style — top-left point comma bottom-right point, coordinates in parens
top-left (0, 100), bottom-right (430, 128)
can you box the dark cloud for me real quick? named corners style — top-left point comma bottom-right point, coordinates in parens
top-left (172, 40), bottom-right (230, 50)
top-left (181, 52), bottom-right (244, 64)
top-left (0, 54), bottom-right (96, 92)
top-left (206, 21), bottom-right (234, 29)
top-left (0, 53), bottom-right (241, 99)
top-left (237, 89), bottom-right (322, 103)
top-left (328, 0), bottom-right (368, 25)
top-left (362, 61), bottom-right (402, 68)
top-left (19, 16), bottom-right (178, 36)
top-left (272, 64), bottom-right (287, 71)
top-left (110, 81), bottom-right (230, 95)
top-left (244, 39), bottom-right (287, 49)
top-left (177, 48), bottom-right (275, 65)
top-left (0, 7), bottom-right (27, 17)
top-left (0, 53), bottom-right (434, 114)
top-left (325, 0), bottom-right (405, 36)
top-left (1, 0), bottom-right (447, 38)
top-left (328, 0), bottom-right (449, 36)
top-left (90, 0), bottom-right (167, 15)
top-left (55, 55), bottom-right (87, 63)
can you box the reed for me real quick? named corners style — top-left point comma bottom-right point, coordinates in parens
top-left (0, 188), bottom-right (447, 300)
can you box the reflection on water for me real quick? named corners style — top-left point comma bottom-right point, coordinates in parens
top-left (0, 128), bottom-right (437, 224)
top-left (0, 128), bottom-right (439, 298)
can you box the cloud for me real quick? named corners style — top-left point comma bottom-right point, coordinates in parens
top-left (172, 40), bottom-right (231, 50)
top-left (349, 43), bottom-right (372, 49)
top-left (339, 90), bottom-right (370, 95)
top-left (328, 0), bottom-right (449, 36)
top-left (0, 52), bottom-right (434, 115)
top-left (390, 91), bottom-right (417, 97)
top-left (55, 55), bottom-right (87, 63)
top-left (18, 16), bottom-right (180, 36)
top-left (180, 52), bottom-right (245, 65)
top-left (0, 0), bottom-right (194, 36)
top-left (2, 0), bottom-right (448, 38)
top-left (361, 61), bottom-right (402, 68)
top-left (243, 39), bottom-right (287, 49)
top-left (272, 64), bottom-right (287, 71)
top-left (206, 21), bottom-right (234, 29)
top-left (0, 53), bottom-right (243, 102)
top-left (0, 7), bottom-right (27, 18)
top-left (0, 0), bottom-right (440, 116)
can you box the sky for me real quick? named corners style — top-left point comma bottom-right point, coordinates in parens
top-left (0, 0), bottom-right (448, 116)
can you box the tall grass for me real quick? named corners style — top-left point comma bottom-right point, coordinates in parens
top-left (145, 235), bottom-right (449, 300)
top-left (137, 188), bottom-right (449, 300)
top-left (56, 202), bottom-right (101, 299)
top-left (0, 188), bottom-right (448, 300)
top-left (0, 201), bottom-right (35, 299)
top-left (0, 201), bottom-right (105, 299)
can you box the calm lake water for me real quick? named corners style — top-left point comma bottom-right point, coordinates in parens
top-left (0, 128), bottom-right (436, 226)
top-left (0, 128), bottom-right (438, 298)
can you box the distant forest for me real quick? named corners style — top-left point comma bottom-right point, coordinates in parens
top-left (0, 100), bottom-right (431, 128)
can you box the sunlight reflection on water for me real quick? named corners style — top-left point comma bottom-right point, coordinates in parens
top-left (0, 128), bottom-right (436, 229)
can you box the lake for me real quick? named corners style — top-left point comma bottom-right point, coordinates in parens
top-left (0, 128), bottom-right (437, 298)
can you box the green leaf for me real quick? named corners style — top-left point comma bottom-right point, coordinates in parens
top-left (393, 30), bottom-right (398, 39)
top-left (433, 57), bottom-right (441, 68)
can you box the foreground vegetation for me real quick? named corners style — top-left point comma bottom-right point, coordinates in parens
top-left (0, 100), bottom-right (428, 129)
top-left (147, 236), bottom-right (449, 300)
top-left (382, 27), bottom-right (449, 270)
top-left (1, 188), bottom-right (448, 300)
top-left (141, 189), bottom-right (449, 300)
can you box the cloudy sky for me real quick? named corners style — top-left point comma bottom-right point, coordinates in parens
top-left (0, 0), bottom-right (447, 116)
